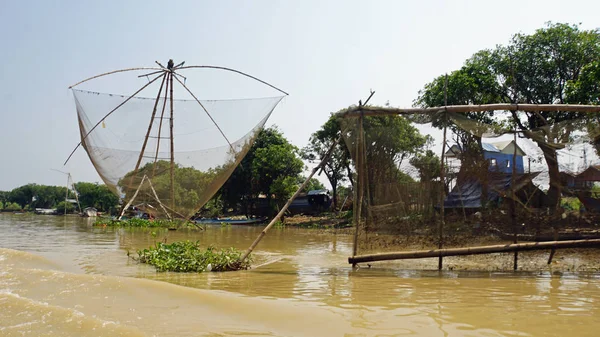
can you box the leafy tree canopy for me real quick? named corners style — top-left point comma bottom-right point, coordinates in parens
top-left (220, 126), bottom-right (304, 214)
top-left (409, 150), bottom-right (441, 182)
top-left (414, 22), bottom-right (600, 209)
top-left (302, 114), bottom-right (350, 210)
top-left (74, 182), bottom-right (119, 212)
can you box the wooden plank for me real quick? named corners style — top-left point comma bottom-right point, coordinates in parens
top-left (348, 239), bottom-right (600, 264)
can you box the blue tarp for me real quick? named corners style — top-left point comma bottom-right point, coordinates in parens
top-left (444, 174), bottom-right (523, 209)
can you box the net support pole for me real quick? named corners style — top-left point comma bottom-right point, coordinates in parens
top-left (69, 174), bottom-right (82, 214)
top-left (118, 176), bottom-right (147, 220)
top-left (152, 75), bottom-right (170, 178)
top-left (126, 73), bottom-right (167, 193)
top-left (64, 174), bottom-right (69, 215)
top-left (146, 177), bottom-right (172, 221)
top-left (168, 69), bottom-right (176, 216)
top-left (240, 136), bottom-right (342, 263)
top-left (64, 72), bottom-right (165, 166)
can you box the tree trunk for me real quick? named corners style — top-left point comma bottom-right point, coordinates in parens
top-left (332, 184), bottom-right (338, 211)
top-left (539, 141), bottom-right (561, 211)
top-left (346, 164), bottom-right (354, 187)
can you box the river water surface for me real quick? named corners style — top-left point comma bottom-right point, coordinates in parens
top-left (1, 213), bottom-right (599, 336)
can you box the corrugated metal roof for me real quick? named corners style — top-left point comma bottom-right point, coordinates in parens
top-left (489, 140), bottom-right (512, 150)
top-left (481, 143), bottom-right (500, 152)
top-left (307, 189), bottom-right (328, 195)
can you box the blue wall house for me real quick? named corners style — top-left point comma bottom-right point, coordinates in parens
top-left (442, 140), bottom-right (532, 209)
top-left (445, 140), bottom-right (526, 174)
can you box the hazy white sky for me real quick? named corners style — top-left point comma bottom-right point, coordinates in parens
top-left (1, 0), bottom-right (599, 190)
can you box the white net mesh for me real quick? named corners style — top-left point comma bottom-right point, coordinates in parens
top-left (72, 81), bottom-right (284, 219)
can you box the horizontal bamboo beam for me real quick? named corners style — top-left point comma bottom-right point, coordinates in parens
top-left (348, 239), bottom-right (600, 264)
top-left (341, 104), bottom-right (600, 117)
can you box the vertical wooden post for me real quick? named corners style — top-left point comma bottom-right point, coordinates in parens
top-left (511, 127), bottom-right (518, 270)
top-left (64, 174), bottom-right (69, 215)
top-left (69, 174), bottom-right (81, 213)
top-left (352, 114), bottom-right (364, 262)
top-left (362, 115), bottom-right (371, 242)
top-left (152, 75), bottom-right (170, 178)
top-left (127, 73), bottom-right (167, 192)
top-left (168, 70), bottom-right (176, 215)
top-left (438, 74), bottom-right (448, 270)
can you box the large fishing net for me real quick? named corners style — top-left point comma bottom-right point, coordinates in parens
top-left (70, 65), bottom-right (285, 220)
top-left (340, 107), bottom-right (600, 270)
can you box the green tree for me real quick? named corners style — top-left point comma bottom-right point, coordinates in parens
top-left (566, 60), bottom-right (600, 153)
top-left (4, 202), bottom-right (22, 212)
top-left (74, 182), bottom-right (120, 212)
top-left (220, 126), bottom-right (304, 215)
top-left (409, 150), bottom-right (441, 182)
top-left (358, 115), bottom-right (424, 200)
top-left (415, 22), bottom-right (600, 210)
top-left (301, 177), bottom-right (326, 193)
top-left (55, 200), bottom-right (76, 214)
top-left (302, 115), bottom-right (350, 211)
top-left (119, 161), bottom-right (218, 216)
top-left (415, 49), bottom-right (503, 181)
top-left (8, 184), bottom-right (71, 209)
top-left (0, 191), bottom-right (8, 205)
top-left (251, 141), bottom-right (304, 202)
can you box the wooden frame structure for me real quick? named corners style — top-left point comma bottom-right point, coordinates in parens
top-left (341, 103), bottom-right (600, 269)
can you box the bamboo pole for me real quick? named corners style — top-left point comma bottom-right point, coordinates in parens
top-left (175, 65), bottom-right (289, 96)
top-left (69, 174), bottom-right (82, 214)
top-left (341, 104), bottom-right (600, 118)
top-left (146, 177), bottom-right (171, 220)
top-left (168, 71), bottom-right (176, 215)
top-left (348, 239), bottom-right (600, 264)
top-left (126, 73), bottom-right (167, 193)
top-left (118, 176), bottom-right (147, 219)
top-left (173, 75), bottom-right (235, 155)
top-left (352, 115), bottom-right (364, 260)
top-left (64, 73), bottom-right (165, 165)
top-left (511, 129), bottom-right (518, 270)
top-left (361, 114), bottom-right (372, 246)
top-left (438, 74), bottom-right (448, 270)
top-left (69, 67), bottom-right (164, 89)
top-left (64, 174), bottom-right (69, 215)
top-left (152, 74), bottom-right (170, 178)
top-left (547, 227), bottom-right (559, 264)
top-left (240, 136), bottom-right (342, 262)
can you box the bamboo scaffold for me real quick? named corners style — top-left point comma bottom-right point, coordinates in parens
top-left (342, 100), bottom-right (600, 266)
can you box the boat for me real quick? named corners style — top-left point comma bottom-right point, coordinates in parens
top-left (34, 208), bottom-right (57, 215)
top-left (82, 207), bottom-right (98, 217)
top-left (194, 217), bottom-right (267, 225)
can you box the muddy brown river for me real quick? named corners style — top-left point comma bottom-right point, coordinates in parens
top-left (1, 213), bottom-right (599, 336)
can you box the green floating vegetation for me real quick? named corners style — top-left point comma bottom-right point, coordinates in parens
top-left (94, 218), bottom-right (198, 228)
top-left (137, 240), bottom-right (251, 272)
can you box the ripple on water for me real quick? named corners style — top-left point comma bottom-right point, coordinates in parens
top-left (2, 213), bottom-right (600, 336)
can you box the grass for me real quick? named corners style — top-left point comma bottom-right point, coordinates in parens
top-left (136, 240), bottom-right (251, 272)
